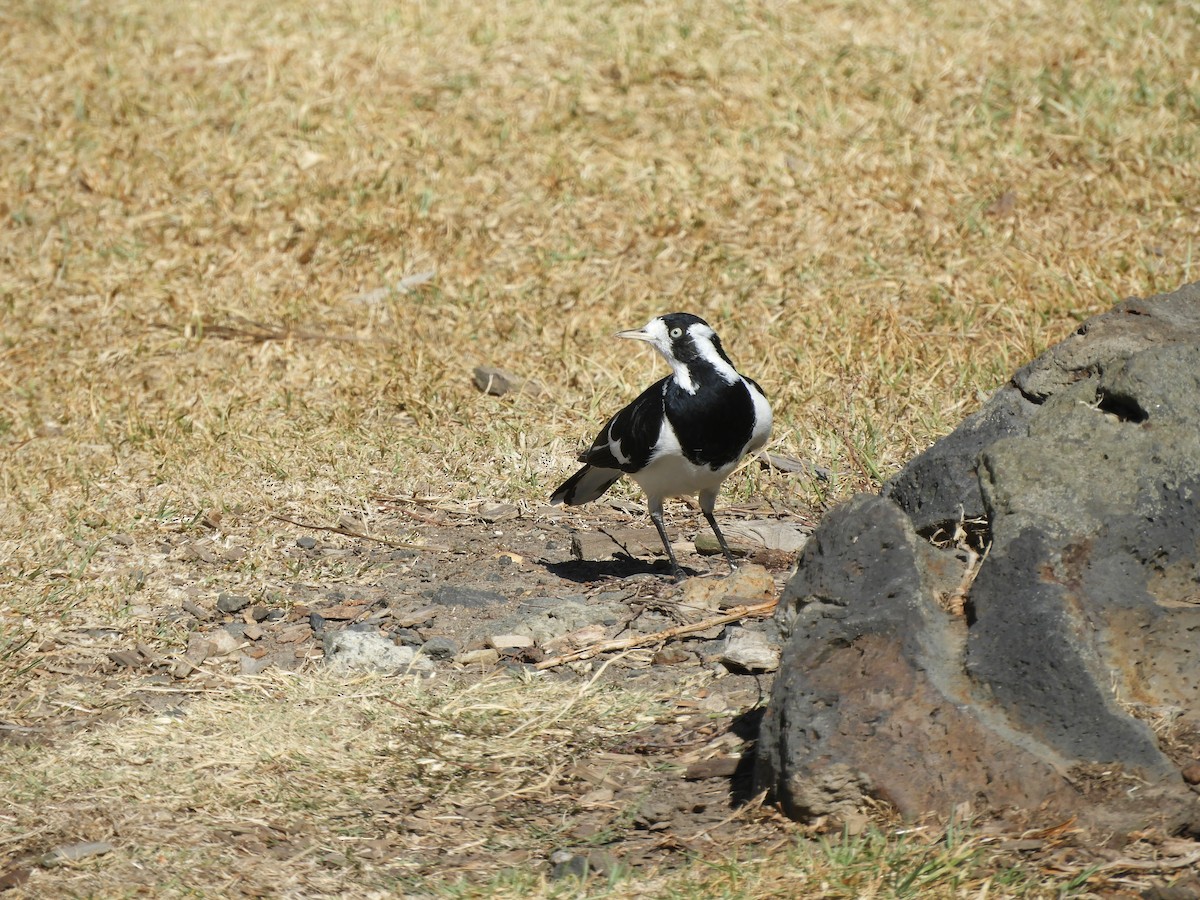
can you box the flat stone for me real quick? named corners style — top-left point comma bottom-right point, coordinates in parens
top-left (206, 630), bottom-right (243, 656)
top-left (484, 598), bottom-right (623, 646)
top-left (239, 653), bottom-right (274, 676)
top-left (480, 503), bottom-right (518, 523)
top-left (276, 623), bottom-right (313, 644)
top-left (472, 365), bottom-right (546, 397)
top-left (420, 636), bottom-right (458, 660)
top-left (216, 593), bottom-right (250, 614)
top-left (682, 564), bottom-right (774, 614)
top-left (487, 633), bottom-right (533, 650)
top-left (425, 586), bottom-right (506, 608)
top-left (720, 628), bottom-right (779, 672)
top-left (570, 527), bottom-right (660, 562)
top-left (455, 648), bottom-right (500, 667)
top-left (323, 630), bottom-right (434, 675)
top-left (40, 841), bottom-right (114, 866)
top-left (318, 603), bottom-right (368, 621)
top-left (652, 646), bottom-right (693, 666)
top-left (390, 628), bottom-right (423, 646)
top-left (394, 604), bottom-right (438, 627)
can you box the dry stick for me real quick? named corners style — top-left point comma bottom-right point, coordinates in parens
top-left (534, 599), bottom-right (778, 670)
top-left (269, 514), bottom-right (439, 551)
top-left (1097, 849), bottom-right (1200, 873)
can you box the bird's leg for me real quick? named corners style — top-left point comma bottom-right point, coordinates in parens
top-left (702, 509), bottom-right (740, 572)
top-left (648, 500), bottom-right (685, 582)
top-left (699, 490), bottom-right (738, 574)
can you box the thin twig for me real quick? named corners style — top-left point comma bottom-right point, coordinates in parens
top-left (1097, 849), bottom-right (1200, 873)
top-left (534, 599), bottom-right (778, 670)
top-left (269, 514), bottom-right (442, 551)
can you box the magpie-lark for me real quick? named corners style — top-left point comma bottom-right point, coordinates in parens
top-left (550, 312), bottom-right (772, 581)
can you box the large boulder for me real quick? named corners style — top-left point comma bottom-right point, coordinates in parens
top-left (757, 282), bottom-right (1200, 836)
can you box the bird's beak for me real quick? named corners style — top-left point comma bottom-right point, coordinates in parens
top-left (615, 327), bottom-right (655, 343)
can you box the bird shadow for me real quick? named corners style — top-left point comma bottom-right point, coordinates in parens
top-left (541, 555), bottom-right (694, 584)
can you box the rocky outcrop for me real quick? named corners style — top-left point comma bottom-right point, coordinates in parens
top-left (757, 282), bottom-right (1200, 835)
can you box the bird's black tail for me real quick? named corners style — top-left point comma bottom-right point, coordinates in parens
top-left (549, 465), bottom-right (622, 506)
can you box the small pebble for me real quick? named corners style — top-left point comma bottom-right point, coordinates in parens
top-left (296, 536), bottom-right (317, 550)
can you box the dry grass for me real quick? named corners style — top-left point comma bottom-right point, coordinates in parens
top-left (0, 668), bottom-right (1095, 898)
top-left (0, 670), bottom-right (658, 894)
top-left (2, 0), bottom-right (1199, 894)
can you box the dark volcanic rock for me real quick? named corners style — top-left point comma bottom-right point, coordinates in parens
top-left (759, 281), bottom-right (1200, 836)
top-left (881, 387), bottom-right (1035, 536)
top-left (758, 496), bottom-right (1078, 823)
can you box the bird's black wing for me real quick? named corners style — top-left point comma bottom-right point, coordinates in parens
top-left (580, 378), bottom-right (667, 473)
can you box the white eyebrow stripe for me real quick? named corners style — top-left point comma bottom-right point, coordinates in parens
top-left (689, 323), bottom-right (738, 383)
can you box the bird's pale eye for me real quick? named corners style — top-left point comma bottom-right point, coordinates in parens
top-left (669, 327), bottom-right (683, 339)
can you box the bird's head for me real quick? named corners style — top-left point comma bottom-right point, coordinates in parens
top-left (616, 312), bottom-right (737, 388)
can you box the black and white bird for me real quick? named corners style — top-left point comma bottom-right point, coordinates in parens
top-left (550, 312), bottom-right (772, 581)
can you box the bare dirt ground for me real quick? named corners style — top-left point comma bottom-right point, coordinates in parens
top-left (8, 497), bottom-right (1200, 897)
top-left (2, 498), bottom-right (825, 893)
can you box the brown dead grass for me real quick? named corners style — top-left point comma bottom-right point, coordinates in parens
top-left (2, 0), bottom-right (1199, 894)
top-left (0, 670), bottom-right (663, 895)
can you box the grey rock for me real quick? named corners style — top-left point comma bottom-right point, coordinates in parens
top-left (425, 585), bottom-right (507, 608)
top-left (479, 597), bottom-right (624, 646)
top-left (882, 386), bottom-right (1036, 536)
top-left (390, 628), bottom-right (423, 646)
top-left (719, 628), bottom-right (779, 672)
top-left (473, 366), bottom-right (546, 397)
top-left (308, 612), bottom-right (327, 637)
top-left (216, 592), bottom-right (250, 614)
top-left (296, 536), bottom-right (318, 549)
top-left (323, 630), bottom-right (434, 675)
top-left (761, 282), bottom-right (1200, 837)
top-left (549, 850), bottom-right (589, 880)
top-left (1013, 285), bottom-right (1200, 401)
top-left (239, 653), bottom-right (274, 676)
top-left (420, 636), bottom-right (459, 660)
top-left (40, 841), bottom-right (114, 866)
top-left (759, 497), bottom-right (1074, 822)
top-left (205, 629), bottom-right (243, 656)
